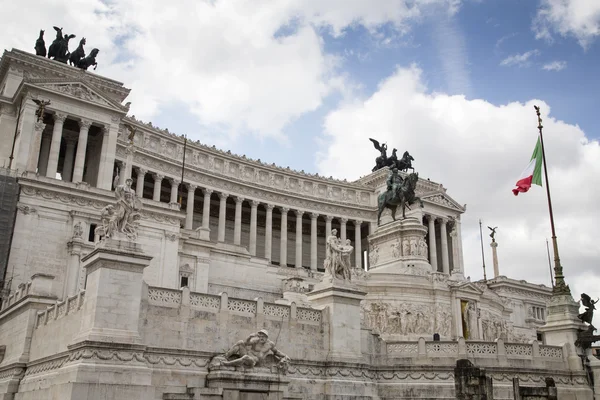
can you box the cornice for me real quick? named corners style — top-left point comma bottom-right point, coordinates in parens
top-left (484, 277), bottom-right (552, 300)
top-left (1, 49), bottom-right (130, 103)
top-left (123, 116), bottom-right (372, 188)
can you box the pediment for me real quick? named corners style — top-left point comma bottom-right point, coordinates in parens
top-left (29, 80), bottom-right (126, 112)
top-left (450, 281), bottom-right (484, 295)
top-left (422, 192), bottom-right (465, 212)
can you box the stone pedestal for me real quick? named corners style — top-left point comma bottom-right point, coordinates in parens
top-left (588, 357), bottom-right (600, 400)
top-left (307, 280), bottom-right (366, 361)
top-left (74, 238), bottom-right (153, 344)
top-left (539, 294), bottom-right (586, 370)
top-left (368, 217), bottom-right (431, 275)
top-left (202, 367), bottom-right (290, 400)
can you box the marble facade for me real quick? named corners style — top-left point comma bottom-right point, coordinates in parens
top-left (0, 49), bottom-right (593, 399)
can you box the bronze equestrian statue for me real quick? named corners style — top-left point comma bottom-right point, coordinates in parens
top-left (69, 37), bottom-right (86, 67)
top-left (377, 169), bottom-right (423, 225)
top-left (35, 30), bottom-right (46, 57)
top-left (369, 138), bottom-right (388, 172)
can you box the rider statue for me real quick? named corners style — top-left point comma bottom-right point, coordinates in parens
top-left (386, 167), bottom-right (403, 197)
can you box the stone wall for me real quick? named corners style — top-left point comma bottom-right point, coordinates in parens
top-left (141, 286), bottom-right (324, 361)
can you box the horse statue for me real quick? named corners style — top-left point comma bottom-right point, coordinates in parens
top-left (77, 48), bottom-right (99, 71)
top-left (35, 30), bottom-right (46, 57)
top-left (48, 26), bottom-right (76, 63)
top-left (369, 138), bottom-right (388, 172)
top-left (396, 151), bottom-right (414, 172)
top-left (377, 172), bottom-right (423, 225)
top-left (69, 37), bottom-right (86, 67)
top-left (386, 148), bottom-right (398, 168)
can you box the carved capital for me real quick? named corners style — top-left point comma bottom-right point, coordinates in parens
top-left (53, 112), bottom-right (67, 124)
top-left (266, 204), bottom-right (275, 211)
top-left (438, 217), bottom-right (448, 224)
top-left (203, 188), bottom-right (213, 196)
top-left (152, 173), bottom-right (164, 182)
top-left (326, 215), bottom-right (334, 222)
top-left (341, 218), bottom-right (348, 224)
top-left (186, 183), bottom-right (197, 192)
top-left (280, 207), bottom-right (289, 214)
top-left (78, 119), bottom-right (92, 131)
top-left (136, 167), bottom-right (147, 176)
top-left (311, 212), bottom-right (319, 220)
top-left (169, 178), bottom-right (180, 187)
top-left (218, 192), bottom-right (229, 200)
top-left (251, 200), bottom-right (260, 207)
top-left (295, 210), bottom-right (304, 217)
top-left (235, 196), bottom-right (245, 204)
top-left (34, 121), bottom-right (46, 133)
top-left (355, 220), bottom-right (363, 227)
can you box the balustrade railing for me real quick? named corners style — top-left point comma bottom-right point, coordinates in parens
top-left (386, 338), bottom-right (565, 366)
top-left (34, 290), bottom-right (85, 329)
top-left (147, 286), bottom-right (322, 325)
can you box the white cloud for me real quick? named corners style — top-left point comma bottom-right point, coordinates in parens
top-left (500, 49), bottom-right (541, 67)
top-left (542, 60), bottom-right (568, 71)
top-left (317, 65), bottom-right (600, 295)
top-left (0, 0), bottom-right (461, 141)
top-left (533, 0), bottom-right (600, 48)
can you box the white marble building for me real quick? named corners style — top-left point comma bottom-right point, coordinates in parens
top-left (0, 49), bottom-right (593, 400)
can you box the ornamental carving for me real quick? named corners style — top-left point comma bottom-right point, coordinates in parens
top-left (364, 301), bottom-right (452, 337)
top-left (41, 83), bottom-right (112, 107)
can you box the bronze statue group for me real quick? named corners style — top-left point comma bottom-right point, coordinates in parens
top-left (34, 27), bottom-right (99, 71)
top-left (370, 138), bottom-right (423, 225)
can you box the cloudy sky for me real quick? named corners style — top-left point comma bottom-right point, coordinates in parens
top-left (1, 0), bottom-right (599, 296)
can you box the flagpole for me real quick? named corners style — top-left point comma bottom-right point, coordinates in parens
top-left (546, 239), bottom-right (554, 288)
top-left (479, 219), bottom-right (487, 282)
top-left (534, 105), bottom-right (569, 295)
top-left (178, 135), bottom-right (187, 205)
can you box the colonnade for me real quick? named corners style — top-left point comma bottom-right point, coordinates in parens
top-left (33, 111), bottom-right (113, 189)
top-left (126, 165), bottom-right (366, 270)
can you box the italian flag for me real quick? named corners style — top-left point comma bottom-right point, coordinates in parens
top-left (512, 137), bottom-right (543, 196)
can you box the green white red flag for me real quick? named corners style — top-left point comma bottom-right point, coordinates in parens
top-left (512, 137), bottom-right (543, 196)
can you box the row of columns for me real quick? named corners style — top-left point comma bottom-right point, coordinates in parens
top-left (128, 166), bottom-right (460, 274)
top-left (425, 214), bottom-right (460, 275)
top-left (129, 165), bottom-right (364, 270)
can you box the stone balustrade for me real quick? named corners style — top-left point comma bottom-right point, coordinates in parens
top-left (386, 337), bottom-right (566, 368)
top-left (34, 290), bottom-right (85, 329)
top-left (1, 281), bottom-right (32, 311)
top-left (147, 286), bottom-right (322, 324)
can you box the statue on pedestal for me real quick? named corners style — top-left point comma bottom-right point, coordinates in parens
top-left (488, 226), bottom-right (497, 242)
top-left (576, 293), bottom-right (600, 350)
top-left (95, 177), bottom-right (143, 241)
top-left (369, 138), bottom-right (388, 172)
top-left (34, 30), bottom-right (46, 57)
top-left (324, 229), bottom-right (354, 281)
top-left (211, 330), bottom-right (291, 373)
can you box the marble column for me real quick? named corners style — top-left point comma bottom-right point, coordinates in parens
top-left (152, 173), bottom-right (164, 201)
top-left (265, 204), bottom-right (274, 262)
top-left (27, 121), bottom-right (46, 172)
top-left (326, 215), bottom-right (333, 237)
top-left (427, 215), bottom-right (439, 272)
top-left (234, 196), bottom-right (244, 245)
top-left (72, 119), bottom-right (91, 182)
top-left (98, 123), bottom-right (119, 190)
top-left (249, 200), bottom-right (259, 256)
top-left (440, 218), bottom-right (450, 274)
top-left (37, 132), bottom-right (51, 176)
top-left (310, 213), bottom-right (318, 270)
top-left (455, 217), bottom-right (464, 273)
top-left (295, 210), bottom-right (304, 268)
top-left (355, 220), bottom-right (362, 269)
top-left (340, 218), bottom-right (347, 242)
top-left (185, 184), bottom-right (197, 230)
top-left (118, 160), bottom-right (127, 184)
top-left (136, 168), bottom-right (146, 197)
top-left (96, 127), bottom-right (109, 188)
top-left (218, 192), bottom-right (228, 242)
top-left (46, 113), bottom-right (67, 178)
top-left (202, 189), bottom-right (213, 229)
top-left (169, 179), bottom-right (180, 204)
top-left (280, 207), bottom-right (289, 266)
top-left (62, 138), bottom-right (76, 182)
